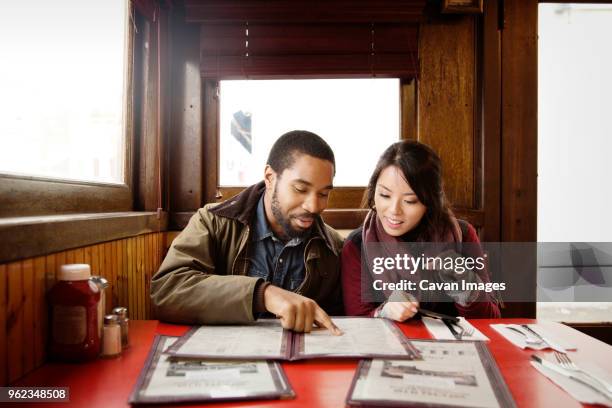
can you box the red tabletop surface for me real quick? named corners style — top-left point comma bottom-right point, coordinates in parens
top-left (14, 319), bottom-right (612, 408)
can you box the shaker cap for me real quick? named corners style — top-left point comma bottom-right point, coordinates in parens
top-left (59, 264), bottom-right (91, 281)
top-left (112, 307), bottom-right (128, 318)
top-left (104, 314), bottom-right (120, 325)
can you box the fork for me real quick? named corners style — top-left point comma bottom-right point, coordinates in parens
top-left (506, 325), bottom-right (543, 344)
top-left (458, 321), bottom-right (474, 337)
top-left (554, 351), bottom-right (612, 393)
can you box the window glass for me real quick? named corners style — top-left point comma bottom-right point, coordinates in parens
top-left (219, 79), bottom-right (400, 187)
top-left (537, 3), bottom-right (612, 322)
top-left (0, 0), bottom-right (128, 184)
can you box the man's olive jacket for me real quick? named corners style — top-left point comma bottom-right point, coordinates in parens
top-left (150, 182), bottom-right (345, 324)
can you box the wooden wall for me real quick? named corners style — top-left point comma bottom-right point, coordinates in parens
top-left (0, 232), bottom-right (167, 385)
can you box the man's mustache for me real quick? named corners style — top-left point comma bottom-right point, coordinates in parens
top-left (291, 213), bottom-right (316, 220)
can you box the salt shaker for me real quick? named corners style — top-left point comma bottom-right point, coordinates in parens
top-left (101, 315), bottom-right (122, 358)
top-left (112, 307), bottom-right (129, 349)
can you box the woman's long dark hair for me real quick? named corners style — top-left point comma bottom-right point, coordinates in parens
top-left (363, 140), bottom-right (455, 241)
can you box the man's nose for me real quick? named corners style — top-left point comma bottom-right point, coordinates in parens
top-left (303, 194), bottom-right (322, 214)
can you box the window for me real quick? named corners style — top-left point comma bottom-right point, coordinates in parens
top-left (0, 0), bottom-right (133, 217)
top-left (0, 0), bottom-right (128, 184)
top-left (219, 79), bottom-right (400, 187)
top-left (537, 3), bottom-right (612, 323)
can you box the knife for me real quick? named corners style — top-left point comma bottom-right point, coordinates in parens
top-left (443, 319), bottom-right (462, 340)
top-left (418, 308), bottom-right (460, 324)
top-left (531, 355), bottom-right (612, 401)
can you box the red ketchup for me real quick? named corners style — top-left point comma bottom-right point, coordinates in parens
top-left (48, 264), bottom-right (100, 361)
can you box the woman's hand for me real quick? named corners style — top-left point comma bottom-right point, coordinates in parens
top-left (378, 300), bottom-right (419, 322)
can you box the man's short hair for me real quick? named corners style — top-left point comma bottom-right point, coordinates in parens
top-left (266, 130), bottom-right (336, 176)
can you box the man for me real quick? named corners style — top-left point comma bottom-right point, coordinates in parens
top-left (151, 130), bottom-right (344, 334)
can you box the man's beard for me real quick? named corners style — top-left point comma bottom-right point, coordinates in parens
top-left (271, 186), bottom-right (315, 239)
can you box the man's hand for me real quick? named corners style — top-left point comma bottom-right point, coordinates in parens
top-left (380, 300), bottom-right (419, 322)
top-left (263, 285), bottom-right (342, 335)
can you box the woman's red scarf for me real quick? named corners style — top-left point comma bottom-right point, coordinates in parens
top-left (360, 209), bottom-right (463, 303)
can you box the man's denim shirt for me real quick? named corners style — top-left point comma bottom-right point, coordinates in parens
top-left (247, 195), bottom-right (308, 291)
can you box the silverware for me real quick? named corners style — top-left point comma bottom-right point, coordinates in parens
top-left (458, 321), bottom-right (474, 337)
top-left (506, 325), bottom-right (543, 344)
top-left (522, 324), bottom-right (567, 353)
top-left (531, 355), bottom-right (612, 401)
top-left (418, 308), bottom-right (459, 324)
top-left (442, 319), bottom-right (463, 340)
top-left (554, 351), bottom-right (612, 393)
top-left (443, 319), bottom-right (463, 340)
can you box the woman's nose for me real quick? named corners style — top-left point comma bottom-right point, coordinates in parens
top-left (390, 199), bottom-right (402, 215)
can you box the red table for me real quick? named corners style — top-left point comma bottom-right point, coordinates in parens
top-left (15, 319), bottom-right (612, 407)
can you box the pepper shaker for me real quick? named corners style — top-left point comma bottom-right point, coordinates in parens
top-left (112, 307), bottom-right (129, 349)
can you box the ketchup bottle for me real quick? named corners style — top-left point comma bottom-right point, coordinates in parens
top-left (49, 264), bottom-right (100, 361)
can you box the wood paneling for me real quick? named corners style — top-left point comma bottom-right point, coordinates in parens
top-left (0, 232), bottom-right (166, 386)
top-left (185, 0), bottom-right (428, 23)
top-left (169, 5), bottom-right (204, 214)
top-left (481, 0), bottom-right (501, 242)
top-left (418, 14), bottom-right (477, 209)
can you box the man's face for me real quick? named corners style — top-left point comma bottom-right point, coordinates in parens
top-left (264, 154), bottom-right (334, 239)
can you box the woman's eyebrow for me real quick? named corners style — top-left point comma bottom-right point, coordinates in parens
top-left (377, 183), bottom-right (416, 196)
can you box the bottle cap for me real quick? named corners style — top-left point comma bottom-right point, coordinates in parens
top-left (104, 315), bottom-right (120, 325)
top-left (112, 307), bottom-right (128, 318)
top-left (59, 264), bottom-right (91, 281)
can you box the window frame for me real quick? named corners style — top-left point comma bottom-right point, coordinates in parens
top-left (201, 77), bottom-right (417, 229)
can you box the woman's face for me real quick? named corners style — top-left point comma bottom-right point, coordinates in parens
top-left (374, 165), bottom-right (427, 237)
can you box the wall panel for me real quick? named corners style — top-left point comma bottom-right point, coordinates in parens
top-left (0, 232), bottom-right (166, 385)
top-left (418, 15), bottom-right (477, 209)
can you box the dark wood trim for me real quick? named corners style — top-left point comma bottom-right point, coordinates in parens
top-left (0, 176), bottom-right (132, 218)
top-left (0, 212), bottom-right (168, 263)
top-left (500, 0), bottom-right (538, 318)
top-left (565, 323), bottom-right (612, 346)
top-left (321, 209), bottom-right (369, 230)
top-left (202, 79), bottom-right (220, 205)
top-left (481, 0), bottom-right (501, 242)
top-left (168, 4), bottom-right (204, 214)
top-left (442, 0), bottom-right (484, 14)
top-left (539, 0), bottom-right (612, 3)
top-left (185, 0), bottom-right (428, 23)
top-left (169, 211), bottom-right (195, 230)
top-left (169, 207), bottom-right (485, 231)
top-left (217, 186), bottom-right (368, 209)
top-left (400, 78), bottom-right (418, 140)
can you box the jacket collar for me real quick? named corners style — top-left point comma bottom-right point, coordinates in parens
top-left (209, 181), bottom-right (339, 256)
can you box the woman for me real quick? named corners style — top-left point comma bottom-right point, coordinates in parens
top-left (342, 140), bottom-right (500, 321)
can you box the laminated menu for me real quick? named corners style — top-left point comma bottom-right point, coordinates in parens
top-left (129, 336), bottom-right (295, 404)
top-left (165, 318), bottom-right (420, 361)
top-left (346, 340), bottom-right (516, 408)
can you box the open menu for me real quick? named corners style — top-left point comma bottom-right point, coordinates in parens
top-left (164, 318), bottom-right (420, 361)
top-left (346, 340), bottom-right (516, 408)
top-left (129, 336), bottom-right (295, 405)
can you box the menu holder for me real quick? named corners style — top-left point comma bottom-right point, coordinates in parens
top-left (346, 340), bottom-right (516, 408)
top-left (129, 335), bottom-right (295, 405)
top-left (165, 318), bottom-right (421, 361)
